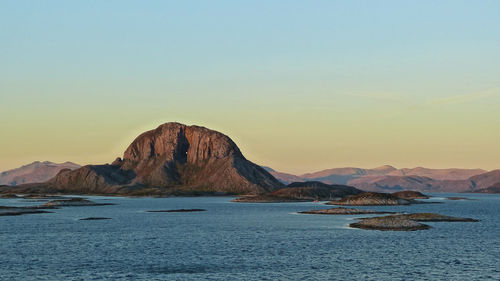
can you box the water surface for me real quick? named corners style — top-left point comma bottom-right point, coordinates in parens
top-left (1, 193), bottom-right (499, 280)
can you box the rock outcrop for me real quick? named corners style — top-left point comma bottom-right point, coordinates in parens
top-left (4, 123), bottom-right (283, 195)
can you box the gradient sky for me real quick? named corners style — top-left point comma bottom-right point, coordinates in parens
top-left (1, 0), bottom-right (499, 174)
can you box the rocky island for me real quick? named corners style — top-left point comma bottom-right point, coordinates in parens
top-left (79, 217), bottom-right (111, 220)
top-left (350, 216), bottom-right (430, 231)
top-left (349, 212), bottom-right (478, 231)
top-left (232, 181), bottom-right (362, 203)
top-left (146, 209), bottom-right (206, 213)
top-left (299, 207), bottom-right (396, 215)
top-left (0, 207), bottom-right (53, 216)
top-left (41, 198), bottom-right (113, 207)
top-left (327, 192), bottom-right (414, 206)
top-left (392, 190), bottom-right (429, 199)
top-left (0, 193), bottom-right (21, 199)
top-left (0, 204), bottom-right (56, 216)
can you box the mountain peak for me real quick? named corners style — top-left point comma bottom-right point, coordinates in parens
top-left (39, 122), bottom-right (283, 195)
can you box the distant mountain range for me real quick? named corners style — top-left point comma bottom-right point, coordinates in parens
top-left (0, 161), bottom-right (81, 186)
top-left (266, 166), bottom-right (499, 193)
top-left (1, 129), bottom-right (499, 194)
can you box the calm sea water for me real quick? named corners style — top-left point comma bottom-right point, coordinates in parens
top-left (0, 193), bottom-right (499, 280)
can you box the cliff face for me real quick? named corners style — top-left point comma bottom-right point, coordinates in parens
top-left (41, 123), bottom-right (282, 195)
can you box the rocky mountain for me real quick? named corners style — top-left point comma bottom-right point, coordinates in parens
top-left (3, 123), bottom-right (283, 195)
top-left (0, 161), bottom-right (81, 186)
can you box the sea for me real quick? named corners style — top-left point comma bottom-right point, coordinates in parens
top-left (0, 193), bottom-right (499, 280)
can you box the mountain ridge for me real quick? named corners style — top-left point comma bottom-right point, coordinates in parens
top-left (267, 166), bottom-right (497, 193)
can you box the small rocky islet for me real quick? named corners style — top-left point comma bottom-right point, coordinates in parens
top-left (348, 213), bottom-right (478, 231)
top-left (299, 207), bottom-right (396, 215)
top-left (391, 190), bottom-right (429, 199)
top-left (146, 209), bottom-right (206, 213)
top-left (79, 217), bottom-right (111, 220)
top-left (41, 198), bottom-right (114, 207)
top-left (0, 194), bottom-right (22, 199)
top-left (325, 191), bottom-right (435, 206)
top-left (0, 207), bottom-right (53, 216)
top-left (350, 216), bottom-right (431, 231)
top-left (0, 197), bottom-right (114, 217)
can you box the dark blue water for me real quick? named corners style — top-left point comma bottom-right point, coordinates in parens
top-left (1, 193), bottom-right (499, 280)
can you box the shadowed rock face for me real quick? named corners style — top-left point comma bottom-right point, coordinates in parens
top-left (7, 123), bottom-right (283, 195)
top-left (47, 165), bottom-right (136, 194)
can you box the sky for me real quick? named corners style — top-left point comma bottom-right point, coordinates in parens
top-left (1, 0), bottom-right (499, 174)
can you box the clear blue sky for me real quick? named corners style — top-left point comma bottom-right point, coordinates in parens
top-left (1, 1), bottom-right (499, 173)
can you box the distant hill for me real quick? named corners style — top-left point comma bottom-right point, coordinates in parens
top-left (265, 165), bottom-right (498, 193)
top-left (0, 161), bottom-right (81, 186)
top-left (386, 167), bottom-right (486, 180)
top-left (300, 165), bottom-right (397, 185)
